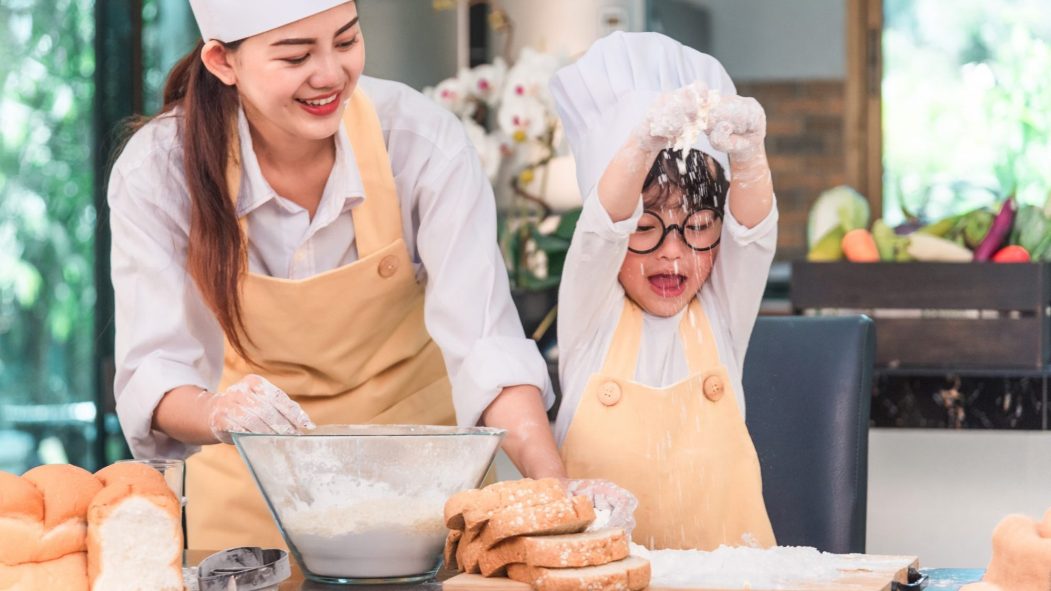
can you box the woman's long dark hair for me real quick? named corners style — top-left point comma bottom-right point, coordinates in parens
top-left (125, 39), bottom-right (254, 360)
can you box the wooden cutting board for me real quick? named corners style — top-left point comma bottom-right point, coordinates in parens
top-left (443, 554), bottom-right (919, 591)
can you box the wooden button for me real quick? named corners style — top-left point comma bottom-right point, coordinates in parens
top-left (378, 255), bottom-right (399, 278)
top-left (703, 375), bottom-right (725, 402)
top-left (597, 382), bottom-right (622, 406)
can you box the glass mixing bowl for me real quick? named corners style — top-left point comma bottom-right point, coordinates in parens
top-left (233, 425), bottom-right (504, 585)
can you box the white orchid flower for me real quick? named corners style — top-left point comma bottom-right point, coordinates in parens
top-left (498, 95), bottom-right (549, 144)
top-left (465, 56), bottom-right (508, 106)
top-left (502, 49), bottom-right (560, 109)
top-left (428, 76), bottom-right (470, 115)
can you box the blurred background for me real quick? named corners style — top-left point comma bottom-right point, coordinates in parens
top-left (1, 0), bottom-right (1049, 568)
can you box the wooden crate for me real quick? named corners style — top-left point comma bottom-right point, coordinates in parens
top-left (790, 262), bottom-right (1051, 369)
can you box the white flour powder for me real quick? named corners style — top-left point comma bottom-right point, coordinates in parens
top-left (282, 495), bottom-right (447, 578)
top-left (636, 543), bottom-right (894, 589)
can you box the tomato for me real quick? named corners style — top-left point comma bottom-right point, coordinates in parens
top-left (991, 245), bottom-right (1031, 263)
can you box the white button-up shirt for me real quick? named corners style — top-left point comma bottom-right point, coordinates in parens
top-left (110, 76), bottom-right (553, 460)
top-left (554, 190), bottom-right (778, 445)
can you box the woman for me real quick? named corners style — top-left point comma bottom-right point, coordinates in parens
top-left (110, 0), bottom-right (565, 549)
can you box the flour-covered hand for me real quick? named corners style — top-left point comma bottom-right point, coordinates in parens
top-left (564, 479), bottom-right (639, 535)
top-left (707, 95), bottom-right (767, 164)
top-left (635, 82), bottom-right (720, 154)
top-left (204, 374), bottom-right (315, 444)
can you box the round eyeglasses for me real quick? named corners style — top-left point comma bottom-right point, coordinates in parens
top-left (628, 208), bottom-right (723, 254)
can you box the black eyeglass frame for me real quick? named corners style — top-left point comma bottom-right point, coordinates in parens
top-left (627, 207), bottom-right (724, 255)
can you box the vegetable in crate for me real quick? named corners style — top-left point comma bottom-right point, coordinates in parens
top-left (973, 199), bottom-right (1016, 262)
top-left (992, 245), bottom-right (1030, 263)
top-left (872, 219), bottom-right (912, 261)
top-left (1011, 204), bottom-right (1051, 261)
top-left (806, 186), bottom-right (870, 250)
top-left (906, 233), bottom-right (973, 262)
top-left (841, 229), bottom-right (880, 262)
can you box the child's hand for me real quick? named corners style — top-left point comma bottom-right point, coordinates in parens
top-left (563, 478), bottom-right (639, 534)
top-left (635, 82), bottom-right (719, 154)
top-left (707, 95), bottom-right (769, 179)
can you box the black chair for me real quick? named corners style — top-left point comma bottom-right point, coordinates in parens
top-left (743, 315), bottom-right (875, 554)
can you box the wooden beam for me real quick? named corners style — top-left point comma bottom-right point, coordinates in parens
top-left (845, 0), bottom-right (883, 214)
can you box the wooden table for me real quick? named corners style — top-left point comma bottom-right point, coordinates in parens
top-left (186, 551), bottom-right (983, 591)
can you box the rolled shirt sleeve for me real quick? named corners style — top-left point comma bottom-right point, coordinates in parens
top-left (108, 122), bottom-right (225, 460)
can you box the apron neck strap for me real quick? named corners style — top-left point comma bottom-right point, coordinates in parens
top-left (222, 90), bottom-right (405, 257)
top-left (600, 298), bottom-right (720, 380)
top-left (679, 298), bottom-right (720, 374)
top-left (341, 89), bottom-right (404, 256)
top-left (600, 300), bottom-right (644, 380)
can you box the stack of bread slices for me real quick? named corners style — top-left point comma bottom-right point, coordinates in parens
top-left (443, 478), bottom-right (650, 591)
top-left (0, 463), bottom-right (184, 591)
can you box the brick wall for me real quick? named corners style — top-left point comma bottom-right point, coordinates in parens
top-left (735, 80), bottom-right (847, 261)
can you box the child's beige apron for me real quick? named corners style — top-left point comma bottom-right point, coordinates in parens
top-left (185, 90), bottom-right (455, 550)
top-left (561, 298), bottom-right (775, 550)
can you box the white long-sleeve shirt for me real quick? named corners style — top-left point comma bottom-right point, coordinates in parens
top-left (554, 190), bottom-right (778, 445)
top-left (110, 76), bottom-right (553, 460)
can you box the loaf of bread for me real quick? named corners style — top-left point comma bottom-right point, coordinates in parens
top-left (479, 528), bottom-right (629, 577)
top-left (88, 467), bottom-right (183, 591)
top-left (961, 508), bottom-right (1051, 591)
top-left (506, 556), bottom-right (651, 591)
top-left (0, 465), bottom-right (102, 567)
top-left (23, 465), bottom-right (103, 564)
top-left (0, 551), bottom-right (88, 591)
top-left (0, 463), bottom-right (184, 591)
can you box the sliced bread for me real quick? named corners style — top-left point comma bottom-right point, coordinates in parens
top-left (446, 478), bottom-right (566, 532)
top-left (479, 528), bottom-right (629, 577)
top-left (479, 495), bottom-right (595, 549)
top-left (444, 529), bottom-right (462, 571)
top-left (506, 556), bottom-right (651, 591)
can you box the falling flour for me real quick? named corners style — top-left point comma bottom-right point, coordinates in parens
top-left (634, 543), bottom-right (902, 589)
top-left (282, 495), bottom-right (447, 578)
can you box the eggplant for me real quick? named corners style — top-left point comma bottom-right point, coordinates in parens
top-left (973, 199), bottom-right (1016, 262)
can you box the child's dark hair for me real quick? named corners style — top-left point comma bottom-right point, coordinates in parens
top-left (641, 149), bottom-right (729, 212)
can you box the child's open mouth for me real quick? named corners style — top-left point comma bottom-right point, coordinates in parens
top-left (648, 273), bottom-right (687, 298)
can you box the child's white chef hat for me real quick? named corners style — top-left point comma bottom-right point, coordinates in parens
top-left (189, 0), bottom-right (350, 43)
top-left (550, 31), bottom-right (736, 200)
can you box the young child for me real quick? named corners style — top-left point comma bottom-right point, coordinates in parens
top-left (549, 32), bottom-right (778, 550)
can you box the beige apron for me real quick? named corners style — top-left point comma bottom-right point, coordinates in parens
top-left (561, 299), bottom-right (775, 550)
top-left (186, 90), bottom-right (455, 550)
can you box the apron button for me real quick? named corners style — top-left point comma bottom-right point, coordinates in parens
top-left (703, 375), bottom-right (725, 401)
top-left (378, 255), bottom-right (399, 278)
top-left (598, 382), bottom-right (622, 406)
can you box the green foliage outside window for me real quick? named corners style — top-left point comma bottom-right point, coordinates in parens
top-left (1, 0), bottom-right (97, 470)
top-left (883, 0), bottom-right (1051, 223)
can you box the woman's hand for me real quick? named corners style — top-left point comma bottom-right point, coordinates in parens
top-left (205, 374), bottom-right (315, 443)
top-left (562, 478), bottom-right (639, 535)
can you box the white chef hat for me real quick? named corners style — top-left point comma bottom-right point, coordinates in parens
top-left (189, 0), bottom-right (350, 43)
top-left (550, 31), bottom-right (736, 200)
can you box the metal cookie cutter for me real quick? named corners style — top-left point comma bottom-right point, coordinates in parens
top-left (198, 547), bottom-right (291, 591)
